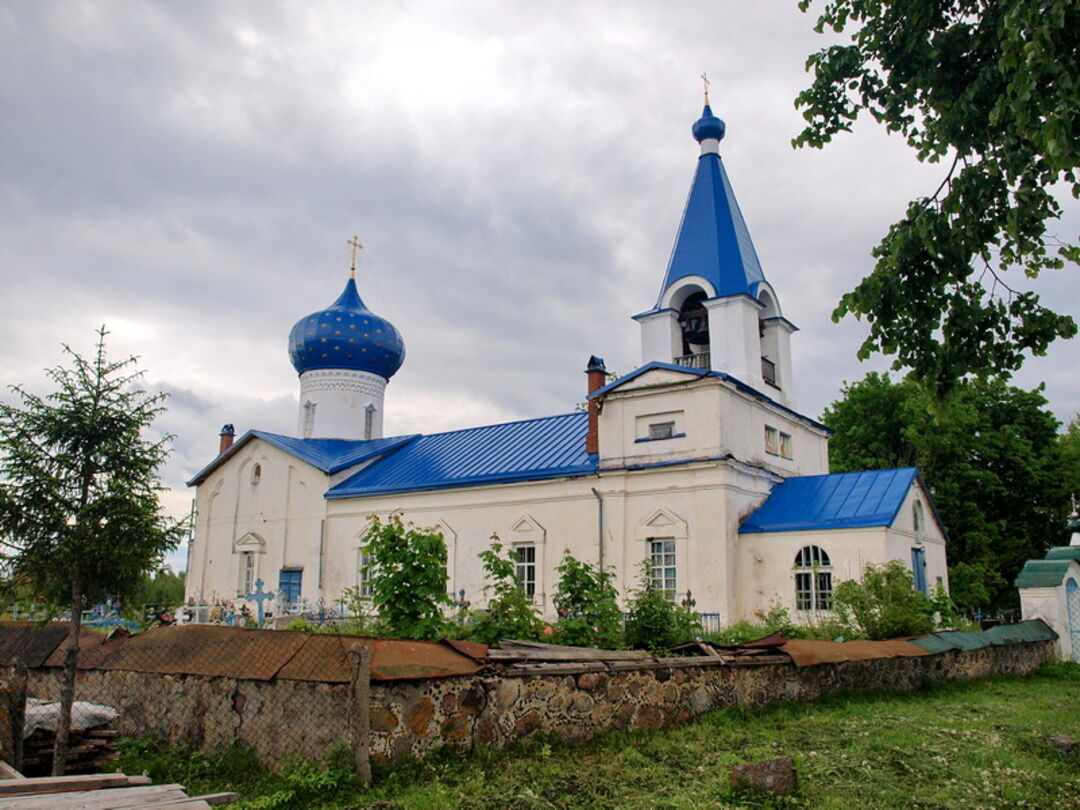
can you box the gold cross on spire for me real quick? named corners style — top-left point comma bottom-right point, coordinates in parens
top-left (700, 72), bottom-right (711, 105)
top-left (347, 235), bottom-right (364, 279)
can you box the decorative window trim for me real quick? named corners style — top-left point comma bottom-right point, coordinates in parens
top-left (635, 507), bottom-right (688, 541)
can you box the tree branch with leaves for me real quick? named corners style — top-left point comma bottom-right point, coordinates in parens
top-left (795, 0), bottom-right (1078, 388)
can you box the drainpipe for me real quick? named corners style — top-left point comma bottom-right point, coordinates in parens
top-left (317, 519), bottom-right (325, 590)
top-left (591, 487), bottom-right (604, 572)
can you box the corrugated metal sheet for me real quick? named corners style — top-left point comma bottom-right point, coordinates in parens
top-left (781, 638), bottom-right (930, 667)
top-left (924, 630), bottom-right (992, 651)
top-left (327, 413), bottom-right (597, 498)
top-left (983, 619), bottom-right (1057, 645)
top-left (26, 625), bottom-right (485, 683)
top-left (0, 623), bottom-right (76, 668)
top-left (1044, 546), bottom-right (1080, 562)
top-left (739, 468), bottom-right (918, 534)
top-left (1015, 559), bottom-right (1073, 588)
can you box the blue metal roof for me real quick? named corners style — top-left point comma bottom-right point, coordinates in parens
top-left (587, 362), bottom-right (831, 433)
top-left (186, 430), bottom-right (419, 486)
top-left (653, 113), bottom-right (765, 307)
top-left (739, 468), bottom-right (919, 533)
top-left (327, 412), bottom-right (597, 498)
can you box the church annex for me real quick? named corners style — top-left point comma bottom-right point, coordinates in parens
top-left (185, 98), bottom-right (949, 625)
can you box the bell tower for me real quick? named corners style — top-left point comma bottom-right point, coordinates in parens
top-left (633, 94), bottom-right (797, 408)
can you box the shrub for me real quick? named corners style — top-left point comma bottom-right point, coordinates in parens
top-left (552, 551), bottom-right (622, 648)
top-left (361, 515), bottom-right (451, 640)
top-left (623, 560), bottom-right (701, 651)
top-left (831, 561), bottom-right (936, 639)
top-left (469, 538), bottom-right (544, 645)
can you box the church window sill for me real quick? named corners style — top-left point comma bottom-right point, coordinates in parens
top-left (635, 433), bottom-right (687, 443)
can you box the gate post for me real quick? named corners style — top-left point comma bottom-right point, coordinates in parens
top-left (348, 643), bottom-right (372, 787)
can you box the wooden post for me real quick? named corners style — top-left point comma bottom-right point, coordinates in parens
top-left (348, 643), bottom-right (372, 788)
top-left (0, 662), bottom-right (27, 771)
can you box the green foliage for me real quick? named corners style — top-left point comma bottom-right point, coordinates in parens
top-left (129, 567), bottom-right (185, 612)
top-left (823, 372), bottom-right (1070, 609)
top-left (831, 561), bottom-right (937, 639)
top-left (0, 328), bottom-right (185, 609)
top-left (552, 551), bottom-right (623, 649)
top-left (795, 0), bottom-right (1079, 387)
top-left (623, 560), bottom-right (701, 651)
top-left (706, 602), bottom-right (846, 645)
top-left (361, 515), bottom-right (450, 641)
top-left (469, 538), bottom-right (544, 645)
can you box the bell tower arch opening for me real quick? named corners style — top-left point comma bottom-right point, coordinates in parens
top-left (673, 286), bottom-right (711, 369)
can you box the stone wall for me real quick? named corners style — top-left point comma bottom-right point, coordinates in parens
top-left (367, 641), bottom-right (1053, 766)
top-left (29, 669), bottom-right (353, 765)
top-left (25, 640), bottom-right (1053, 769)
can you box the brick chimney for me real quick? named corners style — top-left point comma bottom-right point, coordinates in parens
top-left (219, 424), bottom-right (236, 455)
top-left (585, 356), bottom-right (606, 455)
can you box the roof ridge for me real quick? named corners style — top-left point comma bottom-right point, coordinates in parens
top-left (407, 411), bottom-right (585, 442)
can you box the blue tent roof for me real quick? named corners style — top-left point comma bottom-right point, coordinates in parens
top-left (326, 412), bottom-right (598, 498)
top-left (653, 125), bottom-right (765, 307)
top-left (186, 430), bottom-right (419, 485)
top-left (739, 468), bottom-right (918, 534)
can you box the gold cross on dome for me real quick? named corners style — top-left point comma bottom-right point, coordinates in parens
top-left (347, 235), bottom-right (364, 279)
top-left (700, 72), bottom-right (711, 104)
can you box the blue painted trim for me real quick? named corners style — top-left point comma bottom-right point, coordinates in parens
top-left (631, 306), bottom-right (678, 321)
top-left (761, 315), bottom-right (800, 332)
top-left (587, 361), bottom-right (832, 434)
top-left (634, 433), bottom-right (687, 443)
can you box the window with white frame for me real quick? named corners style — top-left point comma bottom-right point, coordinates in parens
top-left (357, 547), bottom-right (373, 597)
top-left (364, 404), bottom-right (376, 440)
top-left (779, 432), bottom-right (793, 460)
top-left (650, 539), bottom-right (677, 600)
top-left (794, 545), bottom-right (832, 611)
top-left (514, 545), bottom-right (536, 597)
top-left (239, 551), bottom-right (256, 596)
top-left (913, 499), bottom-right (924, 542)
top-left (764, 426), bottom-right (779, 455)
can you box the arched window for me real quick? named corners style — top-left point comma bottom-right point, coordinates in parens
top-left (913, 500), bottom-right (924, 543)
top-left (673, 287), bottom-right (711, 368)
top-left (794, 545), bottom-right (832, 611)
top-left (250, 463), bottom-right (262, 485)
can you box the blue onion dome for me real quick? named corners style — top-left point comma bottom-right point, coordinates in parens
top-left (692, 104), bottom-right (726, 142)
top-left (288, 278), bottom-right (406, 380)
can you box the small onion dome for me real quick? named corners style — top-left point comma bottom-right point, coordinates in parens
top-left (288, 278), bottom-right (406, 380)
top-left (691, 104), bottom-right (726, 143)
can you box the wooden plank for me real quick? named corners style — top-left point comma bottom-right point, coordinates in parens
top-left (507, 662), bottom-right (609, 676)
top-left (134, 802), bottom-right (211, 810)
top-left (190, 793), bottom-right (239, 806)
top-left (499, 640), bottom-right (650, 657)
top-left (0, 774), bottom-right (134, 797)
top-left (488, 648), bottom-right (650, 662)
top-left (0, 784), bottom-right (188, 809)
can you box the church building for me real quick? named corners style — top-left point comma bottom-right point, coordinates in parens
top-left (185, 98), bottom-right (950, 625)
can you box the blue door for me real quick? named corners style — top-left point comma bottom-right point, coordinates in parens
top-left (279, 569), bottom-right (303, 608)
top-left (911, 547), bottom-right (927, 593)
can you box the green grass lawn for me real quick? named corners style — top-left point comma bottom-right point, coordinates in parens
top-left (118, 663), bottom-right (1080, 809)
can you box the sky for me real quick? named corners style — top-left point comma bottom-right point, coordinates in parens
top-left (1, 1), bottom-right (1077, 570)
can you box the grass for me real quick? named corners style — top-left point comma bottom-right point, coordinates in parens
top-left (117, 662), bottom-right (1080, 809)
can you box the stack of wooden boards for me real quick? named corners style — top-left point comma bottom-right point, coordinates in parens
top-left (0, 767), bottom-right (237, 809)
top-left (21, 724), bottom-right (120, 777)
top-left (486, 638), bottom-right (790, 675)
